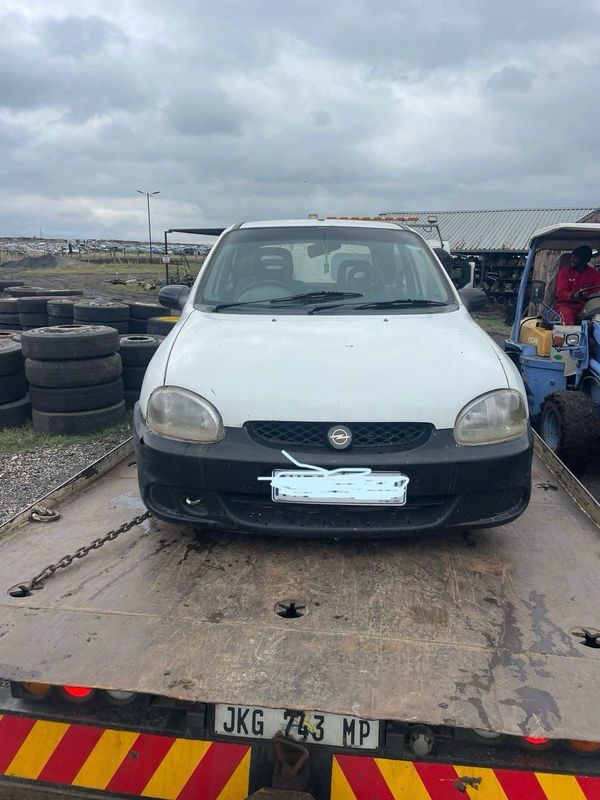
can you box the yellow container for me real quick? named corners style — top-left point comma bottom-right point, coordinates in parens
top-left (519, 318), bottom-right (552, 357)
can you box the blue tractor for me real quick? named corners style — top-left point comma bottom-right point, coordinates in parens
top-left (506, 223), bottom-right (600, 470)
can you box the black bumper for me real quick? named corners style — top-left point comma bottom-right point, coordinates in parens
top-left (133, 405), bottom-right (533, 537)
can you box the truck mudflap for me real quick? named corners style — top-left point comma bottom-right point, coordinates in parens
top-left (2, 710), bottom-right (600, 799)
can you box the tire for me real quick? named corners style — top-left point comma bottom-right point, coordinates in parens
top-left (25, 353), bottom-right (122, 388)
top-left (17, 296), bottom-right (65, 313)
top-left (32, 400), bottom-right (127, 435)
top-left (0, 299), bottom-right (19, 313)
top-left (44, 290), bottom-right (84, 297)
top-left (5, 287), bottom-right (46, 297)
top-left (73, 299), bottom-right (129, 322)
top-left (122, 365), bottom-right (147, 390)
top-left (0, 280), bottom-right (24, 291)
top-left (0, 370), bottom-right (27, 404)
top-left (0, 331), bottom-right (19, 340)
top-left (124, 389), bottom-right (139, 409)
top-left (47, 299), bottom-right (74, 317)
top-left (29, 378), bottom-right (124, 413)
top-left (128, 318), bottom-right (148, 333)
top-left (0, 313), bottom-right (20, 325)
top-left (73, 317), bottom-right (128, 334)
top-left (0, 395), bottom-right (31, 429)
top-left (119, 334), bottom-right (164, 366)
top-left (0, 340), bottom-right (23, 376)
top-left (21, 325), bottom-right (120, 360)
top-left (47, 316), bottom-right (74, 327)
top-left (147, 315), bottom-right (180, 335)
top-left (18, 313), bottom-right (49, 327)
top-left (128, 301), bottom-right (164, 320)
top-left (540, 391), bottom-right (600, 471)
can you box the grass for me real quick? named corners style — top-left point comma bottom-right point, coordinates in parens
top-left (474, 312), bottom-right (511, 339)
top-left (0, 417), bottom-right (132, 456)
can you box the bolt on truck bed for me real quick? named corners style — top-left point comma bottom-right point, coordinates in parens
top-left (0, 437), bottom-right (599, 799)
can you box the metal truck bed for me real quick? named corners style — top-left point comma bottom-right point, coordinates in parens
top-left (0, 438), bottom-right (598, 742)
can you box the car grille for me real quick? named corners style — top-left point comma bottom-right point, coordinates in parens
top-left (246, 421), bottom-right (432, 451)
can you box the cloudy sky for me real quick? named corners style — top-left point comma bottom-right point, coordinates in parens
top-left (1, 0), bottom-right (600, 240)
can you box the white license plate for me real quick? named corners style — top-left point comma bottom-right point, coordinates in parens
top-left (214, 704), bottom-right (380, 750)
top-left (266, 468), bottom-right (409, 506)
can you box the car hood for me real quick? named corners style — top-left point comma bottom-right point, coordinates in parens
top-left (143, 309), bottom-right (513, 430)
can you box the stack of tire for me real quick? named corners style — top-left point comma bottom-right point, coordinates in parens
top-left (0, 296), bottom-right (20, 330)
top-left (73, 299), bottom-right (129, 334)
top-left (0, 280), bottom-right (24, 293)
top-left (147, 315), bottom-right (180, 335)
top-left (127, 301), bottom-right (165, 333)
top-left (22, 326), bottom-right (126, 435)
top-left (119, 334), bottom-right (164, 408)
top-left (0, 336), bottom-right (30, 430)
top-left (47, 298), bottom-right (75, 326)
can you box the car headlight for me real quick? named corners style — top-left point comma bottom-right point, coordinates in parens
top-left (146, 387), bottom-right (224, 443)
top-left (454, 390), bottom-right (527, 446)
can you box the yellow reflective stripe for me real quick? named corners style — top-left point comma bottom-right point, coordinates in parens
top-left (216, 749), bottom-right (251, 800)
top-left (73, 728), bottom-right (138, 789)
top-left (375, 758), bottom-right (432, 799)
top-left (6, 720), bottom-right (69, 779)
top-left (330, 757), bottom-right (357, 800)
top-left (453, 765), bottom-right (509, 799)
top-left (535, 772), bottom-right (588, 800)
top-left (141, 738), bottom-right (211, 799)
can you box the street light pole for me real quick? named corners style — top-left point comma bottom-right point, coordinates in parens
top-left (137, 190), bottom-right (160, 263)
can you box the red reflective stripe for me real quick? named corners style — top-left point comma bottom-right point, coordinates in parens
top-left (178, 741), bottom-right (248, 800)
top-left (106, 732), bottom-right (175, 795)
top-left (413, 762), bottom-right (462, 799)
top-left (0, 716), bottom-right (37, 772)
top-left (37, 723), bottom-right (105, 784)
top-left (335, 755), bottom-right (395, 800)
top-left (577, 775), bottom-right (600, 799)
top-left (495, 768), bottom-right (549, 800)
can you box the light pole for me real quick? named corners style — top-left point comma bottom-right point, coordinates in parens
top-left (137, 190), bottom-right (160, 263)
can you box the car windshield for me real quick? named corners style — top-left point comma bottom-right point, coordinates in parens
top-left (196, 226), bottom-right (455, 312)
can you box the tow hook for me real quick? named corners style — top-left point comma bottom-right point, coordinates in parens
top-left (272, 733), bottom-right (310, 791)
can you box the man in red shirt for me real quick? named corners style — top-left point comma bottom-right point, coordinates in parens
top-left (555, 245), bottom-right (600, 324)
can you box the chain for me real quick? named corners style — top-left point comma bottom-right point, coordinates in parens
top-left (8, 511), bottom-right (151, 598)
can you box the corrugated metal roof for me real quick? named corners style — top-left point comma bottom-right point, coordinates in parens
top-left (379, 208), bottom-right (598, 252)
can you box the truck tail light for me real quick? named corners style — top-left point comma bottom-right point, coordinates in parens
top-left (102, 689), bottom-right (137, 705)
top-left (60, 686), bottom-right (95, 703)
top-left (522, 736), bottom-right (554, 750)
top-left (568, 740), bottom-right (600, 755)
top-left (22, 682), bottom-right (51, 699)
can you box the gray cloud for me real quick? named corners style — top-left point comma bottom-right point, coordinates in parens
top-left (1, 0), bottom-right (600, 239)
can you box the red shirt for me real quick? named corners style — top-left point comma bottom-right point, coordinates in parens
top-left (556, 264), bottom-right (599, 304)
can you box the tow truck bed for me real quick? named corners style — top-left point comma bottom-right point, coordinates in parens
top-left (0, 438), bottom-right (598, 742)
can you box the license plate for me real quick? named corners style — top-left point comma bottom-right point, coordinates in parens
top-left (262, 468), bottom-right (409, 506)
top-left (214, 704), bottom-right (380, 750)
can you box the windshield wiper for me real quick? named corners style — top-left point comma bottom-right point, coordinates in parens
top-left (352, 298), bottom-right (448, 310)
top-left (309, 298), bottom-right (448, 314)
top-left (213, 291), bottom-right (363, 312)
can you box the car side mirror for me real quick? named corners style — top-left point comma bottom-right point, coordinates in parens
top-left (159, 285), bottom-right (190, 310)
top-left (459, 287), bottom-right (487, 313)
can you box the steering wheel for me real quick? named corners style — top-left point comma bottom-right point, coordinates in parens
top-left (235, 280), bottom-right (291, 302)
top-left (572, 284), bottom-right (600, 301)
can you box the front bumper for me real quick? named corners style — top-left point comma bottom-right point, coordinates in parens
top-left (133, 405), bottom-right (533, 536)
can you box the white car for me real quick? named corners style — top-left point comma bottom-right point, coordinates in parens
top-left (133, 219), bottom-right (532, 536)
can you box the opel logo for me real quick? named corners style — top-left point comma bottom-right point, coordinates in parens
top-left (327, 425), bottom-right (353, 450)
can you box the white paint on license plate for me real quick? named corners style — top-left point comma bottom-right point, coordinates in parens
top-left (214, 704), bottom-right (380, 750)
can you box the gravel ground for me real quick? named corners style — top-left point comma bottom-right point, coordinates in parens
top-left (0, 426), bottom-right (132, 525)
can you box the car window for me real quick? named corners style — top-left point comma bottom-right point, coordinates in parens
top-left (198, 226), bottom-right (454, 310)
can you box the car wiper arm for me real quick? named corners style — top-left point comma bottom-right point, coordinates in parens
top-left (351, 298), bottom-right (449, 310)
top-left (213, 291), bottom-right (362, 312)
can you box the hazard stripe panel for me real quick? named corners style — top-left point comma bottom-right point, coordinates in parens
top-left (333, 755), bottom-right (600, 800)
top-left (0, 713), bottom-right (249, 799)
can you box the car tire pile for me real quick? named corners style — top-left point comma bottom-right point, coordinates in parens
top-left (47, 298), bottom-right (75, 326)
top-left (0, 336), bottom-right (30, 430)
top-left (73, 299), bottom-right (130, 333)
top-left (127, 302), bottom-right (165, 333)
top-left (119, 334), bottom-right (164, 408)
top-left (22, 326), bottom-right (127, 434)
